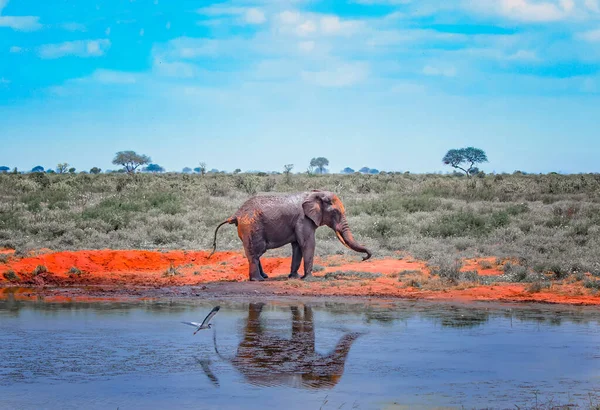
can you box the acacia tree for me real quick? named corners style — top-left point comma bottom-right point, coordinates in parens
top-left (309, 157), bottom-right (329, 174)
top-left (112, 151), bottom-right (151, 174)
top-left (182, 167), bottom-right (192, 174)
top-left (90, 167), bottom-right (102, 174)
top-left (0, 166), bottom-right (9, 173)
top-left (194, 162), bottom-right (207, 176)
top-left (283, 164), bottom-right (294, 184)
top-left (143, 164), bottom-right (165, 173)
top-left (442, 147), bottom-right (488, 178)
top-left (31, 166), bottom-right (44, 173)
top-left (56, 163), bottom-right (69, 174)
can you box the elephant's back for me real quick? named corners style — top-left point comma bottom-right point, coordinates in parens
top-left (234, 192), bottom-right (306, 218)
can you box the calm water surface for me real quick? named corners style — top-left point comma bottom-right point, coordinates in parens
top-left (1, 295), bottom-right (600, 409)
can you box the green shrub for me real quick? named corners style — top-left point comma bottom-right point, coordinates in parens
top-left (69, 267), bottom-right (82, 275)
top-left (3, 270), bottom-right (19, 282)
top-left (32, 265), bottom-right (47, 276)
top-left (163, 264), bottom-right (182, 277)
top-left (423, 211), bottom-right (488, 238)
top-left (584, 279), bottom-right (600, 290)
top-left (527, 281), bottom-right (551, 293)
top-left (505, 203), bottom-right (529, 215)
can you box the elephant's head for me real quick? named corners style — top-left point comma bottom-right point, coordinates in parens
top-left (302, 190), bottom-right (372, 261)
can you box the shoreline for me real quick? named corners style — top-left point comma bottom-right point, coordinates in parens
top-left (2, 249), bottom-right (599, 306)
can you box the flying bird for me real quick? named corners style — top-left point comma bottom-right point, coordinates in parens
top-left (182, 306), bottom-right (220, 335)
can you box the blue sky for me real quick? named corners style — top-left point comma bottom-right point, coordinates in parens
top-left (0, 0), bottom-right (599, 174)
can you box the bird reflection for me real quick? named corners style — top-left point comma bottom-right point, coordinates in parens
top-left (195, 356), bottom-right (220, 387)
top-left (213, 302), bottom-right (361, 390)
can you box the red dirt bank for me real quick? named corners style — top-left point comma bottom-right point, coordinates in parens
top-left (1, 249), bottom-right (599, 305)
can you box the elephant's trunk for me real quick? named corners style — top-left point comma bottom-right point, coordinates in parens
top-left (335, 216), bottom-right (372, 261)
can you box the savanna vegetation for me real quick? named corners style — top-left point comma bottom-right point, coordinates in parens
top-left (1, 170), bottom-right (599, 286)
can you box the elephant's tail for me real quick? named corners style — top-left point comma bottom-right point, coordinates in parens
top-left (208, 217), bottom-right (236, 259)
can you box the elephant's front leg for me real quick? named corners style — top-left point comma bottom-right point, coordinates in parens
top-left (300, 235), bottom-right (316, 280)
top-left (288, 242), bottom-right (302, 279)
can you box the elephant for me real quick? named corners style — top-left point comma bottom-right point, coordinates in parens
top-left (211, 303), bottom-right (362, 389)
top-left (210, 190), bottom-right (372, 281)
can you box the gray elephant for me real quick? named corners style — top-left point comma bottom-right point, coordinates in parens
top-left (212, 303), bottom-right (362, 389)
top-left (210, 190), bottom-right (372, 281)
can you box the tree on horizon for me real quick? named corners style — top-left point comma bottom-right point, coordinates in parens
top-left (112, 151), bottom-right (151, 174)
top-left (310, 157), bottom-right (329, 174)
top-left (443, 147), bottom-right (488, 177)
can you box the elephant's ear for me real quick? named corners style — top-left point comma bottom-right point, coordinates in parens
top-left (302, 192), bottom-right (324, 226)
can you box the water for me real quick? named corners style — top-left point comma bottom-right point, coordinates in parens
top-left (1, 295), bottom-right (600, 409)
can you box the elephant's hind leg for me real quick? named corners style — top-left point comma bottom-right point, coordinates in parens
top-left (288, 242), bottom-right (302, 279)
top-left (258, 260), bottom-right (268, 279)
top-left (248, 257), bottom-right (264, 281)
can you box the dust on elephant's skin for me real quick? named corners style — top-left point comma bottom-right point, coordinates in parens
top-left (210, 190), bottom-right (372, 281)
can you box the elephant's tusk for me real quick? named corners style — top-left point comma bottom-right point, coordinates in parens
top-left (335, 231), bottom-right (351, 249)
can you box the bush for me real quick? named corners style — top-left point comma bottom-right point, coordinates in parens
top-left (3, 270), bottom-right (19, 282)
top-left (234, 175), bottom-right (259, 195)
top-left (527, 281), bottom-right (551, 293)
top-left (163, 264), bottom-right (182, 277)
top-left (69, 267), bottom-right (82, 275)
top-left (32, 265), bottom-right (47, 276)
top-left (423, 211), bottom-right (488, 238)
top-left (584, 279), bottom-right (600, 290)
top-left (205, 182), bottom-right (229, 197)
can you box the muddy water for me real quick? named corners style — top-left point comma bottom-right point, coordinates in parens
top-left (1, 297), bottom-right (600, 410)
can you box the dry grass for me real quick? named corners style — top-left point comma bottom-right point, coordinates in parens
top-left (0, 172), bottom-right (599, 283)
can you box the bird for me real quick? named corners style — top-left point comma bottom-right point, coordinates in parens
top-left (181, 306), bottom-right (221, 335)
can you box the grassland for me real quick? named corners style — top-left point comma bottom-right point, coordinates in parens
top-left (0, 171), bottom-right (599, 287)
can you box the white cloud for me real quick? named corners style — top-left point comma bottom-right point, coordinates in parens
top-left (585, 0), bottom-right (600, 12)
top-left (140, 28), bottom-right (145, 36)
top-left (422, 65), bottom-right (457, 77)
top-left (156, 37), bottom-right (223, 59)
top-left (507, 49), bottom-right (540, 61)
top-left (275, 10), bottom-right (362, 37)
top-left (198, 5), bottom-right (266, 25)
top-left (301, 62), bottom-right (368, 87)
top-left (61, 22), bottom-right (86, 31)
top-left (0, 15), bottom-right (42, 31)
top-left (0, 77), bottom-right (10, 84)
top-left (278, 10), bottom-right (301, 25)
top-left (91, 69), bottom-right (137, 84)
top-left (465, 0), bottom-right (573, 22)
top-left (0, 0), bottom-right (41, 30)
top-left (577, 28), bottom-right (600, 41)
top-left (166, 21), bottom-right (171, 29)
top-left (298, 40), bottom-right (315, 52)
top-left (9, 45), bottom-right (22, 53)
top-left (38, 39), bottom-right (111, 59)
top-left (245, 8), bottom-right (266, 24)
top-left (296, 19), bottom-right (317, 35)
top-left (105, 27), bottom-right (111, 35)
top-left (153, 59), bottom-right (199, 78)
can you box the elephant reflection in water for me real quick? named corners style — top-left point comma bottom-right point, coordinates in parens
top-left (212, 303), bottom-right (362, 389)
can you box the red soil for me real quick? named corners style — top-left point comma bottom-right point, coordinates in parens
top-left (1, 249), bottom-right (598, 305)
